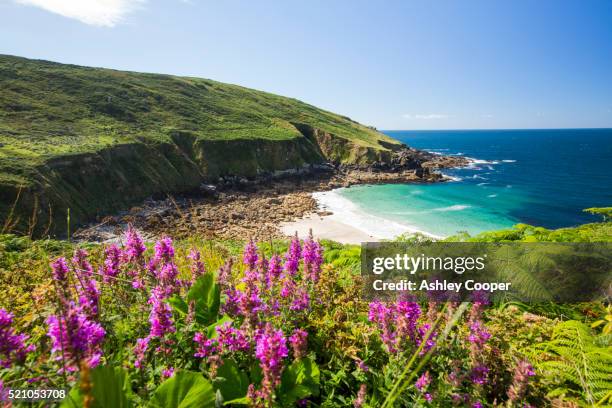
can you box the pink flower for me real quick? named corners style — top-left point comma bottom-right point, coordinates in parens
top-left (162, 367), bottom-right (174, 378)
top-left (216, 323), bottom-right (250, 352)
top-left (154, 237), bottom-right (174, 264)
top-left (354, 384), bottom-right (367, 408)
top-left (415, 371), bottom-right (431, 391)
top-left (134, 336), bottom-right (150, 369)
top-left (468, 320), bottom-right (491, 345)
top-left (470, 364), bottom-right (489, 385)
top-left (416, 323), bottom-right (437, 355)
top-left (147, 287), bottom-right (175, 339)
top-left (289, 329), bottom-right (308, 359)
top-left (507, 360), bottom-right (536, 402)
top-left (0, 309), bottom-right (35, 368)
top-left (71, 250), bottom-right (100, 317)
top-left (125, 225), bottom-right (146, 262)
top-left (290, 287), bottom-right (310, 311)
top-left (51, 257), bottom-right (69, 282)
top-left (217, 258), bottom-right (233, 286)
top-left (284, 236), bottom-right (301, 276)
top-left (46, 302), bottom-right (105, 372)
top-left (302, 232), bottom-right (323, 281)
top-left (266, 255), bottom-right (283, 288)
top-left (101, 245), bottom-right (122, 283)
top-left (368, 301), bottom-right (398, 353)
top-left (194, 332), bottom-right (219, 358)
top-left (72, 249), bottom-right (93, 278)
top-left (187, 249), bottom-right (206, 284)
top-left (243, 240), bottom-right (258, 270)
top-left (254, 324), bottom-right (288, 402)
top-left (355, 358), bottom-right (369, 372)
top-left (156, 263), bottom-right (180, 295)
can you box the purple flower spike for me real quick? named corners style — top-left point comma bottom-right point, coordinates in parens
top-left (254, 324), bottom-right (288, 402)
top-left (101, 245), bottom-right (122, 283)
top-left (290, 288), bottom-right (310, 311)
top-left (289, 329), bottom-right (308, 359)
top-left (154, 237), bottom-right (175, 264)
top-left (470, 364), bottom-right (490, 385)
top-left (188, 249), bottom-right (206, 284)
top-left (46, 302), bottom-right (105, 372)
top-left (216, 323), bottom-right (250, 352)
top-left (125, 225), bottom-right (146, 262)
top-left (134, 336), bottom-right (150, 369)
top-left (243, 239), bottom-right (258, 270)
top-left (354, 384), bottom-right (367, 408)
top-left (147, 287), bottom-right (175, 339)
top-left (303, 232), bottom-right (323, 281)
top-left (507, 360), bottom-right (536, 402)
top-left (0, 309), bottom-right (35, 368)
top-left (415, 371), bottom-right (431, 391)
top-left (51, 258), bottom-right (70, 282)
top-left (284, 235), bottom-right (301, 275)
top-left (194, 332), bottom-right (219, 358)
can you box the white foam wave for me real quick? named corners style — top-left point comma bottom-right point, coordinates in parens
top-left (444, 175), bottom-right (463, 182)
top-left (464, 157), bottom-right (500, 170)
top-left (476, 182), bottom-right (489, 186)
top-left (431, 204), bottom-right (471, 212)
top-left (487, 194), bottom-right (498, 198)
top-left (312, 190), bottom-right (442, 239)
top-left (502, 159), bottom-right (516, 163)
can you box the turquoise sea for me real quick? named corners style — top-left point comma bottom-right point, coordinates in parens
top-left (326, 129), bottom-right (612, 238)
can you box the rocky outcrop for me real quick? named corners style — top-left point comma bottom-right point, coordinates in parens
top-left (73, 150), bottom-right (469, 242)
top-left (3, 127), bottom-right (467, 238)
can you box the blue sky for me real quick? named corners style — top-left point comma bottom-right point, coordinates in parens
top-left (1, 0), bottom-right (611, 130)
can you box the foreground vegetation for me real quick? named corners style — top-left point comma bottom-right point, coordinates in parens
top-left (0, 219), bottom-right (611, 407)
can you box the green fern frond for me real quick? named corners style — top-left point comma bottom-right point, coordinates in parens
top-left (525, 320), bottom-right (612, 406)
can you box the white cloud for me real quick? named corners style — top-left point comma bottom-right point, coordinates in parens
top-left (14, 0), bottom-right (146, 27)
top-left (402, 113), bottom-right (448, 120)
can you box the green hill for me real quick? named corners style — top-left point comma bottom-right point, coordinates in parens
top-left (0, 55), bottom-right (404, 236)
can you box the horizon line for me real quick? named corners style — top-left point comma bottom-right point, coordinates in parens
top-left (381, 127), bottom-right (612, 132)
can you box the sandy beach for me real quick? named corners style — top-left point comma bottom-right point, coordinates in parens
top-left (280, 213), bottom-right (378, 244)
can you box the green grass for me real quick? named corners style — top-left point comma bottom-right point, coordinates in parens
top-left (0, 54), bottom-right (399, 176)
top-left (0, 55), bottom-right (405, 234)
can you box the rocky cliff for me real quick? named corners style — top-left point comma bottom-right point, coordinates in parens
top-left (0, 55), bottom-right (463, 236)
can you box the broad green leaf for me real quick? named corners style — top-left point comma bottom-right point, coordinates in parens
top-left (149, 370), bottom-right (215, 408)
top-left (223, 396), bottom-right (251, 406)
top-left (188, 274), bottom-right (220, 325)
top-left (279, 358), bottom-right (320, 406)
top-left (169, 295), bottom-right (188, 317)
top-left (213, 359), bottom-right (250, 402)
top-left (61, 365), bottom-right (132, 408)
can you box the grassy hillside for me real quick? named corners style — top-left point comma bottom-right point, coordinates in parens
top-left (0, 55), bottom-right (403, 235)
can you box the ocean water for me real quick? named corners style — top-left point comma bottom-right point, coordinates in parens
top-left (324, 129), bottom-right (612, 238)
